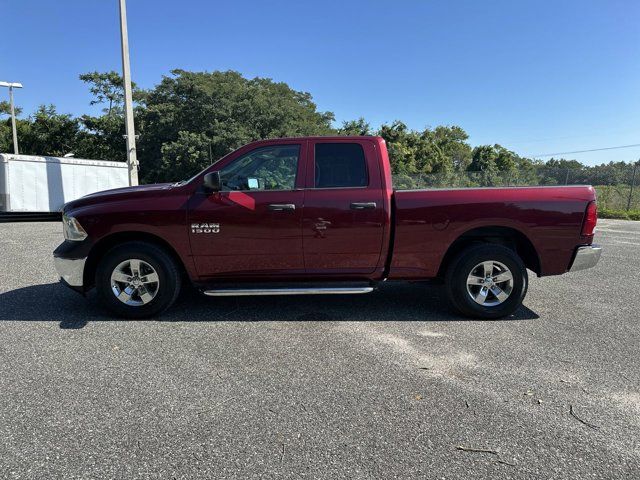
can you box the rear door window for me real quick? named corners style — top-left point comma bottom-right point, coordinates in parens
top-left (314, 143), bottom-right (368, 188)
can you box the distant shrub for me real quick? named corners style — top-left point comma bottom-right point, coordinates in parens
top-left (598, 208), bottom-right (640, 221)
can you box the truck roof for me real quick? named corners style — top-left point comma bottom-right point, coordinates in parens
top-left (245, 135), bottom-right (385, 144)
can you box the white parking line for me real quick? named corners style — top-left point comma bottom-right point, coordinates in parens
top-left (598, 229), bottom-right (640, 235)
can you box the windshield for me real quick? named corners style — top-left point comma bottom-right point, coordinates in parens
top-left (172, 152), bottom-right (230, 186)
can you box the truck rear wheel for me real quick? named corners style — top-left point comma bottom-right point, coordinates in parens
top-left (96, 242), bottom-right (181, 319)
top-left (445, 244), bottom-right (528, 319)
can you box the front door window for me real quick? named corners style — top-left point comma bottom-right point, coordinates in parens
top-left (220, 145), bottom-right (300, 191)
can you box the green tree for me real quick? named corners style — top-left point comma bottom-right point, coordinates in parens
top-left (515, 156), bottom-right (542, 186)
top-left (0, 101), bottom-right (24, 153)
top-left (75, 114), bottom-right (127, 161)
top-left (378, 121), bottom-right (423, 175)
top-left (377, 121), bottom-right (471, 187)
top-left (159, 131), bottom-right (211, 181)
top-left (0, 101), bottom-right (22, 117)
top-left (468, 145), bottom-right (496, 172)
top-left (338, 118), bottom-right (373, 136)
top-left (138, 69), bottom-right (335, 182)
top-left (494, 145), bottom-right (518, 172)
top-left (544, 158), bottom-right (583, 171)
top-left (17, 105), bottom-right (80, 157)
top-left (79, 71), bottom-right (143, 115)
top-left (420, 125), bottom-right (472, 176)
top-left (73, 70), bottom-right (147, 161)
top-left (0, 119), bottom-right (14, 152)
top-left (468, 145), bottom-right (499, 186)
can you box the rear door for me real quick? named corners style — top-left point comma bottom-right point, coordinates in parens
top-left (188, 142), bottom-right (306, 278)
top-left (302, 139), bottom-right (385, 275)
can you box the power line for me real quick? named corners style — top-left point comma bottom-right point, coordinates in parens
top-left (532, 143), bottom-right (640, 158)
top-left (505, 128), bottom-right (639, 147)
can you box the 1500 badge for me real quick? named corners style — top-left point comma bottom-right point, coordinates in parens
top-left (191, 223), bottom-right (220, 234)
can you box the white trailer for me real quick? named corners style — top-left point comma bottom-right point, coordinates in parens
top-left (0, 154), bottom-right (129, 220)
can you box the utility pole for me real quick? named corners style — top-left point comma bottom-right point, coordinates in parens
top-left (627, 160), bottom-right (639, 211)
top-left (118, 0), bottom-right (139, 186)
top-left (0, 81), bottom-right (23, 154)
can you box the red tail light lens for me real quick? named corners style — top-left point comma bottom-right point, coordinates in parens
top-left (581, 201), bottom-right (597, 236)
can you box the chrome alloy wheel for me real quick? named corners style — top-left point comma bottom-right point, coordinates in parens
top-left (466, 260), bottom-right (514, 307)
top-left (110, 259), bottom-right (160, 306)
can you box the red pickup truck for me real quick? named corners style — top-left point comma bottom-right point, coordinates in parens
top-left (54, 136), bottom-right (601, 319)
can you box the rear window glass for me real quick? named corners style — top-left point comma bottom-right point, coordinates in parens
top-left (314, 143), bottom-right (368, 188)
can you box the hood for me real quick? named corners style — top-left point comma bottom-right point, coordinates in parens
top-left (63, 183), bottom-right (175, 212)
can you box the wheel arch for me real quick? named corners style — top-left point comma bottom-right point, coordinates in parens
top-left (83, 231), bottom-right (189, 290)
top-left (436, 226), bottom-right (541, 278)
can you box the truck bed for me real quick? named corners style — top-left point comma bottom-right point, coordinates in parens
top-left (389, 185), bottom-right (596, 279)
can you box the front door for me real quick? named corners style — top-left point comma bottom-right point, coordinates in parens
top-left (302, 140), bottom-right (386, 275)
top-left (188, 143), bottom-right (306, 279)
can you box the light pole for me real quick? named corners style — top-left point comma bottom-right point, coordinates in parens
top-left (627, 159), bottom-right (639, 211)
top-left (0, 81), bottom-right (23, 154)
top-left (118, 0), bottom-right (139, 186)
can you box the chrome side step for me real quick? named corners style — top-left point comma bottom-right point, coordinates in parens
top-left (203, 286), bottom-right (374, 297)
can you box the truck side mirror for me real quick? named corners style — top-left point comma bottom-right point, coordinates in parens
top-left (203, 171), bottom-right (221, 193)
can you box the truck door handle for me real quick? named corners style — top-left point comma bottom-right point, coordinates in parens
top-left (268, 203), bottom-right (296, 211)
top-left (350, 202), bottom-right (377, 210)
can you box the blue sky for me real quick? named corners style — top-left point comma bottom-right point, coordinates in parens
top-left (2, 0), bottom-right (639, 165)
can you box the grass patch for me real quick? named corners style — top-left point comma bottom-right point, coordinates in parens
top-left (599, 208), bottom-right (640, 221)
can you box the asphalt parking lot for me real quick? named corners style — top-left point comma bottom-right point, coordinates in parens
top-left (0, 219), bottom-right (638, 479)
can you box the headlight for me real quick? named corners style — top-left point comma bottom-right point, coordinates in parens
top-left (62, 214), bottom-right (88, 241)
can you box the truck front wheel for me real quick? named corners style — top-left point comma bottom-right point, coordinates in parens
top-left (95, 242), bottom-right (181, 319)
top-left (445, 244), bottom-right (528, 319)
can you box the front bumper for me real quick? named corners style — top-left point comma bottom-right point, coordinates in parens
top-left (569, 244), bottom-right (602, 272)
top-left (53, 239), bottom-right (93, 291)
top-left (54, 256), bottom-right (87, 287)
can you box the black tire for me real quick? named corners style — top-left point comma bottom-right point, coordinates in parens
top-left (445, 244), bottom-right (528, 319)
top-left (95, 241), bottom-right (181, 319)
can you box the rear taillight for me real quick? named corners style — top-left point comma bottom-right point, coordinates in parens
top-left (581, 201), bottom-right (597, 236)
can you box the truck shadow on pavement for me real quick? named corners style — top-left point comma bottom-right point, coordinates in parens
top-left (0, 281), bottom-right (539, 329)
